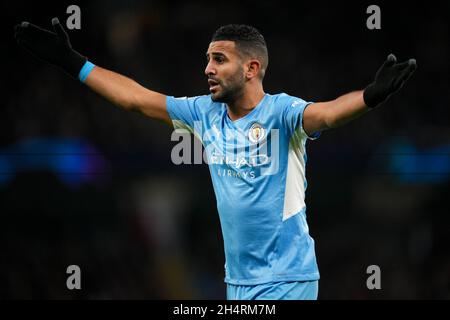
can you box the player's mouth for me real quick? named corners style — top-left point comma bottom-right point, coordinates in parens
top-left (208, 79), bottom-right (220, 92)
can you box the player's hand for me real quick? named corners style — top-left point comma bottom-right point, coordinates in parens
top-left (14, 17), bottom-right (86, 79)
top-left (363, 54), bottom-right (417, 108)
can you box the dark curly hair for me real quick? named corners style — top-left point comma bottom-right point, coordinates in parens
top-left (211, 24), bottom-right (269, 79)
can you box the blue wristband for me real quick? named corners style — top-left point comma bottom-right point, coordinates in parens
top-left (78, 61), bottom-right (96, 82)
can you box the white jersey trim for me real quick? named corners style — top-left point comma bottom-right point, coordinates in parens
top-left (282, 129), bottom-right (307, 221)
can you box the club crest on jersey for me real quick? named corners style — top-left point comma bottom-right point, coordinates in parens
top-left (248, 122), bottom-right (266, 144)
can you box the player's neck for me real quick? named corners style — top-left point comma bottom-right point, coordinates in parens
top-left (226, 84), bottom-right (265, 121)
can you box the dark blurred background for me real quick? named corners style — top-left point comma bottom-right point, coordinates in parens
top-left (1, 0), bottom-right (449, 299)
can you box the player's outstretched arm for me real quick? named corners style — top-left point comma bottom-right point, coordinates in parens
top-left (303, 54), bottom-right (417, 135)
top-left (83, 66), bottom-right (169, 124)
top-left (14, 17), bottom-right (171, 125)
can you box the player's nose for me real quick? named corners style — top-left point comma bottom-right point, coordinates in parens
top-left (204, 62), bottom-right (216, 76)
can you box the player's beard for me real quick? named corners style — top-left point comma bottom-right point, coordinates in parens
top-left (210, 67), bottom-right (245, 104)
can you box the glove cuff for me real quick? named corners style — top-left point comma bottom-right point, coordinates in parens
top-left (78, 61), bottom-right (96, 82)
top-left (363, 82), bottom-right (385, 109)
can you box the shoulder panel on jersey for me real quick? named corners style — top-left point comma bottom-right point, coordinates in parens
top-left (275, 92), bottom-right (311, 140)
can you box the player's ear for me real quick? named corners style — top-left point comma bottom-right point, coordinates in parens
top-left (245, 60), bottom-right (261, 79)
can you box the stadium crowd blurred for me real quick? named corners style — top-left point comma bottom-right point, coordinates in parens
top-left (1, 1), bottom-right (449, 299)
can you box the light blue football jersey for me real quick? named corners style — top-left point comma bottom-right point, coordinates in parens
top-left (167, 93), bottom-right (320, 285)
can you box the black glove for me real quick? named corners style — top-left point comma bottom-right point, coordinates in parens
top-left (363, 54), bottom-right (417, 108)
top-left (14, 17), bottom-right (86, 79)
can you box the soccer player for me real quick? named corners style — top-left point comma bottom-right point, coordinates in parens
top-left (14, 19), bottom-right (417, 300)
